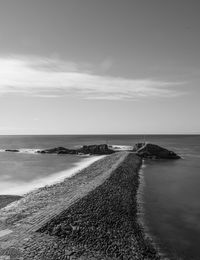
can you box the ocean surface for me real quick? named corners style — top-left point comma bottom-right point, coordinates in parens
top-left (0, 135), bottom-right (199, 259)
top-left (141, 135), bottom-right (200, 260)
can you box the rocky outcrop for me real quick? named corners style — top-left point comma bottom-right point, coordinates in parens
top-left (135, 143), bottom-right (181, 159)
top-left (5, 149), bottom-right (19, 152)
top-left (38, 147), bottom-right (78, 155)
top-left (3, 143), bottom-right (180, 159)
top-left (38, 144), bottom-right (115, 155)
top-left (79, 144), bottom-right (114, 155)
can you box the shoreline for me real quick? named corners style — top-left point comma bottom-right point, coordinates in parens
top-left (0, 152), bottom-right (161, 259)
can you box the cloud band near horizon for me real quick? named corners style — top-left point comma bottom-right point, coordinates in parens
top-left (0, 56), bottom-right (185, 100)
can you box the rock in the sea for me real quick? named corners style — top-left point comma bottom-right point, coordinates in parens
top-left (5, 149), bottom-right (19, 152)
top-left (79, 144), bottom-right (114, 155)
top-left (38, 144), bottom-right (115, 155)
top-left (38, 147), bottom-right (78, 155)
top-left (135, 143), bottom-right (181, 159)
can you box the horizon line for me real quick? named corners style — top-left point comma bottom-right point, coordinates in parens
top-left (0, 133), bottom-right (199, 136)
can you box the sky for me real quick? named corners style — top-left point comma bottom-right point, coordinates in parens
top-left (0, 0), bottom-right (199, 134)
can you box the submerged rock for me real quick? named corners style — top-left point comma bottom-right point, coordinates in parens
top-left (135, 143), bottom-right (181, 159)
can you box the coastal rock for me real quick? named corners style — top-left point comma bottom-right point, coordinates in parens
top-left (38, 144), bottom-right (115, 155)
top-left (135, 143), bottom-right (181, 159)
top-left (79, 144), bottom-right (114, 155)
top-left (5, 149), bottom-right (19, 152)
top-left (57, 149), bottom-right (78, 154)
top-left (38, 147), bottom-right (78, 155)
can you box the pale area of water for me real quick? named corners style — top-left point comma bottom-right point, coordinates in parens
top-left (0, 153), bottom-right (104, 195)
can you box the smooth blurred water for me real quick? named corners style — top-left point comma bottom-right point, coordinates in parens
top-left (142, 135), bottom-right (200, 260)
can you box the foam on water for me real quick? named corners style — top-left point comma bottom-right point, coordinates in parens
top-left (109, 144), bottom-right (133, 151)
top-left (18, 148), bottom-right (40, 154)
top-left (0, 148), bottom-right (40, 154)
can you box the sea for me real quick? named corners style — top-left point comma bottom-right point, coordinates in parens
top-left (0, 134), bottom-right (199, 260)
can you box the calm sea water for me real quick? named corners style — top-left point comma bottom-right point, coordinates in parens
top-left (0, 135), bottom-right (199, 259)
top-left (141, 135), bottom-right (200, 260)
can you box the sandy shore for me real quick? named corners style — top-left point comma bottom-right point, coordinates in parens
top-left (0, 152), bottom-right (160, 260)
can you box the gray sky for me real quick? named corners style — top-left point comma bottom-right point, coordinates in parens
top-left (0, 0), bottom-right (199, 134)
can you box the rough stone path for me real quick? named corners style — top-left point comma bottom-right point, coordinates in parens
top-left (0, 152), bottom-right (127, 260)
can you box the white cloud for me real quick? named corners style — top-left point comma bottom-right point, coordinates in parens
top-left (0, 56), bottom-right (184, 100)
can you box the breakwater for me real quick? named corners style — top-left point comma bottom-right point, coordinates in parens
top-left (0, 152), bottom-right (160, 259)
top-left (38, 152), bottom-right (159, 259)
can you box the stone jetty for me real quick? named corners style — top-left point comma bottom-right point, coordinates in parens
top-left (0, 152), bottom-right (160, 260)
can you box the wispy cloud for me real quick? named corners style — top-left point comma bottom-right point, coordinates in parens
top-left (0, 56), bottom-right (185, 100)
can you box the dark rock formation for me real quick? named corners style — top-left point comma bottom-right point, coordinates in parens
top-left (5, 149), bottom-right (19, 152)
top-left (39, 147), bottom-right (78, 155)
top-left (79, 144), bottom-right (114, 155)
top-left (38, 144), bottom-right (115, 155)
top-left (135, 143), bottom-right (181, 159)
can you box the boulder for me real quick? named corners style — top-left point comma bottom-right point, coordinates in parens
top-left (135, 143), bottom-right (181, 159)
